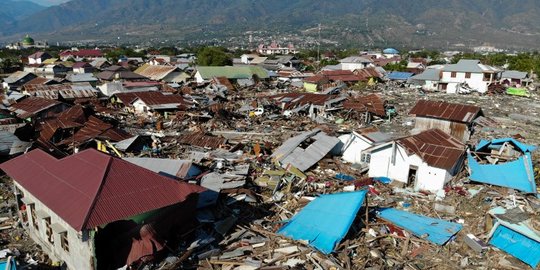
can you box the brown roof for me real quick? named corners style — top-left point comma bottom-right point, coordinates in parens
top-left (178, 132), bottom-right (226, 149)
top-left (37, 105), bottom-right (87, 142)
top-left (24, 77), bottom-right (53, 86)
top-left (343, 94), bottom-right (386, 116)
top-left (9, 97), bottom-right (62, 118)
top-left (0, 149), bottom-right (204, 231)
top-left (409, 100), bottom-right (483, 124)
top-left (58, 116), bottom-right (131, 146)
top-left (397, 129), bottom-right (465, 171)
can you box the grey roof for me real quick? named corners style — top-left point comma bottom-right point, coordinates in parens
top-left (66, 73), bottom-right (98, 82)
top-left (198, 164), bottom-right (249, 207)
top-left (123, 157), bottom-right (200, 179)
top-left (0, 132), bottom-right (31, 156)
top-left (501, 70), bottom-right (528, 79)
top-left (409, 69), bottom-right (441, 81)
top-left (271, 129), bottom-right (340, 172)
top-left (113, 135), bottom-right (139, 151)
top-left (4, 71), bottom-right (33, 84)
top-left (339, 56), bottom-right (373, 64)
top-left (362, 131), bottom-right (393, 144)
top-left (443, 59), bottom-right (499, 73)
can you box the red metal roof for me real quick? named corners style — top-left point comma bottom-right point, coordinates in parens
top-left (397, 129), bottom-right (465, 171)
top-left (0, 149), bottom-right (205, 231)
top-left (409, 100), bottom-right (483, 124)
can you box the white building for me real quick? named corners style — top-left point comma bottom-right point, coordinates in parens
top-left (365, 129), bottom-right (465, 192)
top-left (339, 56), bottom-right (374, 71)
top-left (28, 52), bottom-right (52, 65)
top-left (338, 128), bottom-right (393, 167)
top-left (439, 59), bottom-right (501, 94)
top-left (257, 42), bottom-right (298, 55)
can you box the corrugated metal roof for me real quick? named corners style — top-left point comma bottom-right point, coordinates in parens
top-left (271, 129), bottom-right (340, 172)
top-left (443, 59), bottom-right (499, 73)
top-left (0, 149), bottom-right (205, 231)
top-left (135, 64), bottom-right (178, 81)
top-left (397, 128), bottom-right (465, 171)
top-left (3, 71), bottom-right (34, 84)
top-left (24, 83), bottom-right (98, 100)
top-left (409, 100), bottom-right (482, 123)
top-left (343, 94), bottom-right (386, 116)
top-left (123, 157), bottom-right (201, 180)
top-left (9, 97), bottom-right (61, 118)
top-left (178, 133), bottom-right (226, 149)
top-left (58, 116), bottom-right (131, 145)
top-left (0, 131), bottom-right (31, 155)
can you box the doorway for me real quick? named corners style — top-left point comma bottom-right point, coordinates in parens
top-left (407, 166), bottom-right (418, 187)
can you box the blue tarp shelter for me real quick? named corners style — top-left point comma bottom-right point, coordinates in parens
top-left (468, 138), bottom-right (537, 194)
top-left (277, 190), bottom-right (368, 254)
top-left (377, 208), bottom-right (462, 245)
top-left (488, 207), bottom-right (540, 268)
top-left (387, 72), bottom-right (414, 81)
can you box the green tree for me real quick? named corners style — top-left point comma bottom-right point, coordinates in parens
top-left (196, 47), bottom-right (232, 66)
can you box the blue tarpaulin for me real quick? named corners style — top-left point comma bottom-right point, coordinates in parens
top-left (468, 138), bottom-right (537, 194)
top-left (377, 208), bottom-right (463, 245)
top-left (277, 190), bottom-right (368, 254)
top-left (0, 257), bottom-right (17, 270)
top-left (387, 72), bottom-right (414, 81)
top-left (489, 225), bottom-right (540, 268)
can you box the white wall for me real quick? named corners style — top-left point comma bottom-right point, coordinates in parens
top-left (441, 71), bottom-right (492, 93)
top-left (367, 144), bottom-right (449, 191)
top-left (132, 99), bottom-right (149, 114)
top-left (16, 184), bottom-right (95, 270)
top-left (194, 71), bottom-right (205, 83)
top-left (341, 63), bottom-right (367, 71)
top-left (339, 133), bottom-right (373, 164)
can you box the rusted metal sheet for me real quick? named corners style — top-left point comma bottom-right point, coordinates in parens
top-left (9, 97), bottom-right (62, 118)
top-left (398, 128), bottom-right (465, 171)
top-left (343, 94), bottom-right (386, 116)
top-left (409, 100), bottom-right (482, 124)
top-left (178, 132), bottom-right (226, 149)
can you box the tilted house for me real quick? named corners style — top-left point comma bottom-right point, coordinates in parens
top-left (0, 149), bottom-right (204, 270)
top-left (409, 100), bottom-right (483, 143)
top-left (366, 129), bottom-right (466, 192)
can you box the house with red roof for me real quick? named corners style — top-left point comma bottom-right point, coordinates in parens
top-left (59, 49), bottom-right (104, 61)
top-left (0, 149), bottom-right (204, 269)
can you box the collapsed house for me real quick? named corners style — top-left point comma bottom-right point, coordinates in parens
top-left (366, 128), bottom-right (466, 192)
top-left (467, 138), bottom-right (537, 194)
top-left (409, 100), bottom-right (483, 143)
top-left (271, 129), bottom-right (340, 172)
top-left (486, 207), bottom-right (540, 269)
top-left (0, 149), bottom-right (204, 270)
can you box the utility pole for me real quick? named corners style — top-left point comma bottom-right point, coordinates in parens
top-left (317, 23), bottom-right (321, 62)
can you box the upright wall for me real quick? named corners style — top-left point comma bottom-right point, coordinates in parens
top-left (15, 183), bottom-right (95, 270)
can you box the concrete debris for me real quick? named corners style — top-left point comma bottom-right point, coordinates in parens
top-left (0, 54), bottom-right (539, 270)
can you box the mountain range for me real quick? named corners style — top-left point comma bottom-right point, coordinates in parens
top-left (2, 0), bottom-right (540, 49)
top-left (1, 0), bottom-right (45, 26)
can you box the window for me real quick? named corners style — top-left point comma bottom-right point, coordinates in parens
top-left (44, 217), bottom-right (53, 243)
top-left (465, 72), bottom-right (471, 78)
top-left (60, 232), bottom-right (69, 252)
top-left (29, 205), bottom-right (38, 231)
top-left (361, 153), bottom-right (371, 163)
top-left (451, 72), bottom-right (457, 78)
